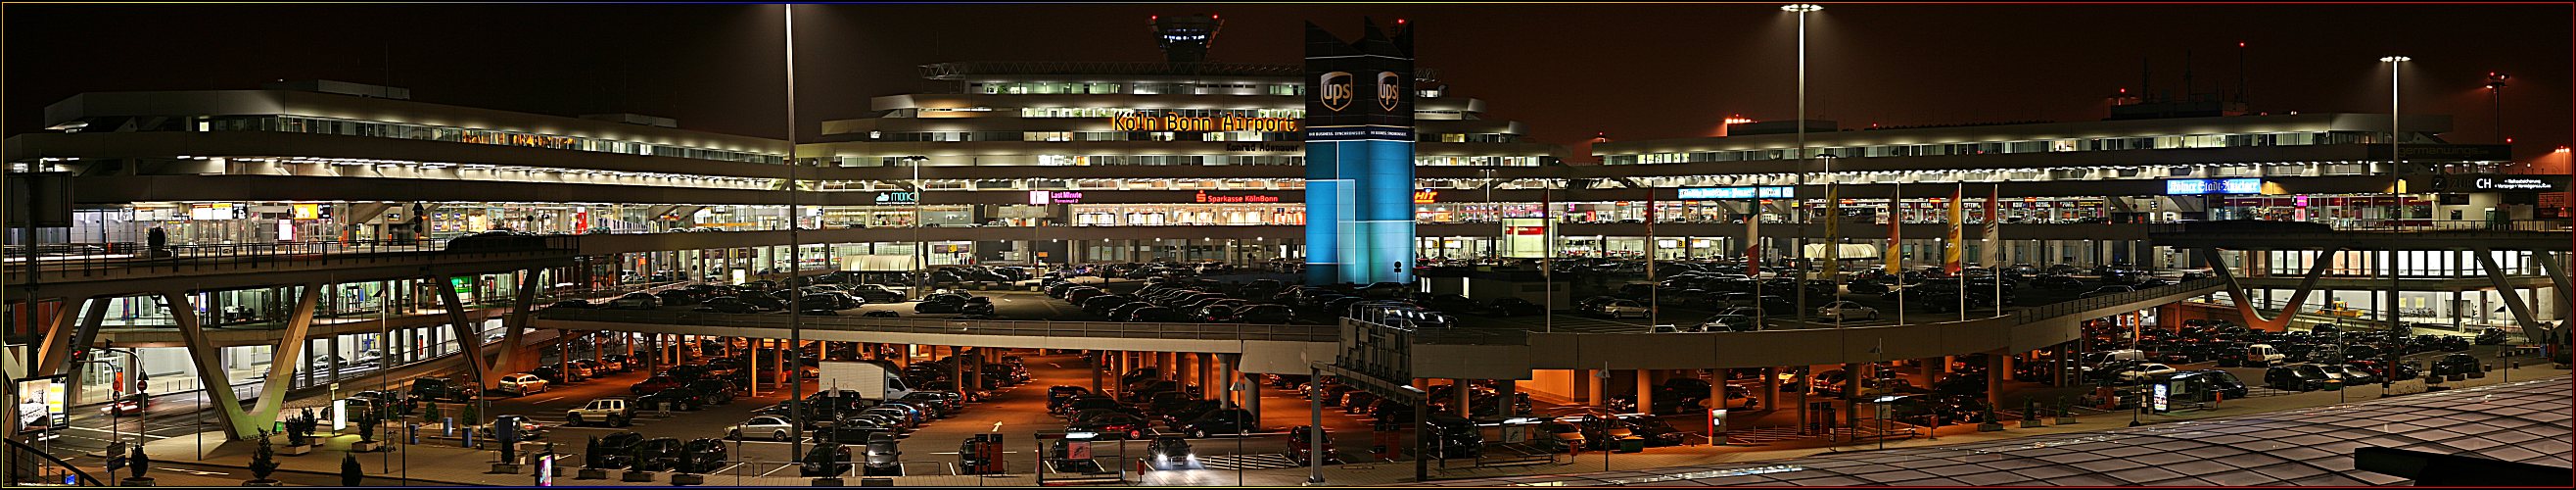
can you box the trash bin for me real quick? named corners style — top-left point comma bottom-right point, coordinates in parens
top-left (1616, 437), bottom-right (1646, 454)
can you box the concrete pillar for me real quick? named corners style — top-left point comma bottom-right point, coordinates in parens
top-left (1496, 379), bottom-right (1519, 416)
top-left (1634, 370), bottom-right (1655, 415)
top-left (435, 274), bottom-right (492, 389)
top-left (1760, 368), bottom-right (1780, 411)
top-left (1244, 371), bottom-right (1262, 421)
top-left (1582, 370), bottom-right (1605, 406)
top-left (1455, 379), bottom-right (1475, 415)
top-left (1986, 353), bottom-right (2007, 410)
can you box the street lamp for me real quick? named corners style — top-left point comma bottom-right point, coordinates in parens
top-left (903, 155), bottom-right (931, 295)
top-left (2380, 56), bottom-right (2409, 384)
top-left (783, 3), bottom-right (807, 461)
top-left (1784, 3), bottom-right (1821, 329)
top-left (2484, 73), bottom-right (2508, 144)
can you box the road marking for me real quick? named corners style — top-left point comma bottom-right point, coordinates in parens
top-left (757, 463), bottom-right (799, 477)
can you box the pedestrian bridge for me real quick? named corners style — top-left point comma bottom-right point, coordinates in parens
top-left (4, 238), bottom-right (579, 301)
top-left (531, 278), bottom-right (2225, 376)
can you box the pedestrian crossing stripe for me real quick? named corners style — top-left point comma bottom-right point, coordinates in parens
top-left (1194, 454), bottom-right (1301, 471)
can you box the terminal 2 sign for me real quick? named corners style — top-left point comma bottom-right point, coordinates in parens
top-left (2164, 178), bottom-right (2264, 195)
top-left (1677, 186), bottom-right (1796, 200)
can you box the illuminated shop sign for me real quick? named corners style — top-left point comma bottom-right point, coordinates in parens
top-left (1027, 191), bottom-right (1085, 204)
top-left (1414, 189), bottom-right (1440, 204)
top-left (2469, 175), bottom-right (2563, 191)
top-left (1108, 112), bottom-right (1302, 132)
top-left (1677, 186), bottom-right (1795, 200)
top-left (1194, 190), bottom-right (1282, 204)
top-left (2164, 178), bottom-right (2263, 195)
top-left (874, 192), bottom-right (918, 205)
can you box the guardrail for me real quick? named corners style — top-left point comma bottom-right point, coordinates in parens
top-left (2013, 277), bottom-right (2226, 324)
top-left (3, 236), bottom-right (579, 279)
top-left (2146, 219), bottom-right (2571, 234)
top-left (535, 308), bottom-right (1339, 343)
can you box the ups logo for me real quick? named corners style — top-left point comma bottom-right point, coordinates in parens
top-left (1319, 71), bottom-right (1354, 112)
top-left (1377, 72), bottom-right (1402, 111)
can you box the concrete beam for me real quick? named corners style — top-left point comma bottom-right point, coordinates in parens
top-left (2205, 248), bottom-right (2340, 330)
top-left (167, 291), bottom-right (260, 440)
top-left (2473, 248), bottom-right (2549, 343)
top-left (436, 274), bottom-right (493, 389)
top-left (244, 284), bottom-right (321, 432)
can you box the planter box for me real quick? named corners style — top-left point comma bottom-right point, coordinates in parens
top-left (242, 479), bottom-right (282, 487)
top-left (2019, 418), bottom-right (2044, 428)
top-left (491, 464), bottom-right (523, 474)
top-left (1977, 422), bottom-right (2005, 432)
top-left (672, 473), bottom-right (705, 486)
top-left (350, 441), bottom-right (382, 453)
top-left (577, 468), bottom-right (609, 480)
top-left (119, 477), bottom-right (156, 487)
top-left (278, 445), bottom-right (312, 457)
top-left (622, 470), bottom-right (656, 482)
top-left (812, 477), bottom-right (844, 487)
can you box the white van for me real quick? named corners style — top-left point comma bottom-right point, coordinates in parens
top-left (2082, 349), bottom-right (2147, 367)
top-left (2244, 344), bottom-right (2285, 367)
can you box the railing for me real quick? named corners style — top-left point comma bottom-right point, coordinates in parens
top-left (3, 236), bottom-right (579, 279)
top-left (2148, 219), bottom-right (2572, 234)
top-left (2014, 277), bottom-right (2226, 324)
top-left (535, 308), bottom-right (1339, 343)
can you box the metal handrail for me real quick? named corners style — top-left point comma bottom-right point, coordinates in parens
top-left (2013, 277), bottom-right (2226, 324)
top-left (534, 308), bottom-right (1339, 343)
top-left (3, 236), bottom-right (579, 280)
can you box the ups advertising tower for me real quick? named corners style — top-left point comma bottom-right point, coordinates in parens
top-left (1303, 19), bottom-right (1416, 285)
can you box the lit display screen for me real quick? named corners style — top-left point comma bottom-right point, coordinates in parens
top-left (2164, 178), bottom-right (2263, 195)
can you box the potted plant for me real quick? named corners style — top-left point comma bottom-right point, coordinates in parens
top-left (341, 454), bottom-right (363, 486)
top-left (245, 430), bottom-right (282, 486)
top-left (577, 436), bottom-right (609, 480)
top-left (1977, 405), bottom-right (2005, 432)
top-left (121, 443), bottom-right (155, 486)
top-left (351, 406), bottom-right (384, 453)
top-left (281, 409), bottom-right (316, 456)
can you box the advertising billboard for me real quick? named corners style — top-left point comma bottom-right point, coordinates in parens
top-left (2164, 178), bottom-right (2263, 195)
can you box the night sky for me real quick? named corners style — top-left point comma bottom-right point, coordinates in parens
top-left (8, 3), bottom-right (2568, 162)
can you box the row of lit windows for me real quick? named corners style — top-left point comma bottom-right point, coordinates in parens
top-left (200, 116), bottom-right (782, 164)
top-left (970, 81), bottom-right (1304, 96)
top-left (1602, 131), bottom-right (2377, 165)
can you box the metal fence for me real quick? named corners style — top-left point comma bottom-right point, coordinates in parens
top-left (2013, 277), bottom-right (2226, 324)
top-left (3, 236), bottom-right (579, 279)
top-left (536, 308), bottom-right (1339, 343)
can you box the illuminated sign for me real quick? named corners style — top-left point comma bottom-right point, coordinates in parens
top-left (874, 192), bottom-right (918, 205)
top-left (2468, 175), bottom-right (2564, 191)
top-left (15, 377), bottom-right (65, 435)
top-left (1678, 186), bottom-right (1795, 200)
top-left (1319, 71), bottom-right (1355, 112)
top-left (1376, 72), bottom-right (1403, 111)
top-left (1109, 112), bottom-right (1301, 132)
top-left (1194, 191), bottom-right (1281, 204)
top-left (459, 133), bottom-right (579, 148)
top-left (2150, 383), bottom-right (2170, 413)
top-left (1027, 191), bottom-right (1085, 204)
top-left (292, 204), bottom-right (321, 220)
top-left (1414, 189), bottom-right (1440, 204)
top-left (2164, 178), bottom-right (2263, 195)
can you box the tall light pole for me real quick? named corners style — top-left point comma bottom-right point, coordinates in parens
top-left (1784, 3), bottom-right (1821, 329)
top-left (783, 3), bottom-right (806, 461)
top-left (2380, 55), bottom-right (2407, 355)
top-left (903, 155), bottom-right (930, 295)
top-left (2484, 73), bottom-right (2509, 144)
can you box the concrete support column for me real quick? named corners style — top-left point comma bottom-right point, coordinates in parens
top-left (30, 295), bottom-right (93, 381)
top-left (167, 290), bottom-right (256, 440)
top-left (434, 274), bottom-right (492, 390)
top-left (1986, 353), bottom-right (2007, 410)
top-left (1454, 379), bottom-right (1475, 415)
top-left (1496, 379), bottom-right (1519, 416)
top-left (1244, 371), bottom-right (1262, 421)
top-left (1760, 368), bottom-right (1781, 411)
top-left (1582, 369), bottom-right (1605, 406)
top-left (1633, 370), bottom-right (1655, 415)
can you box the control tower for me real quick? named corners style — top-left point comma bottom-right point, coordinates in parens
top-left (1151, 14), bottom-right (1223, 63)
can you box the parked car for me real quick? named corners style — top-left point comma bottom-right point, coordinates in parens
top-left (1814, 301), bottom-right (1879, 320)
top-left (728, 415), bottom-right (800, 441)
top-left (798, 442), bottom-right (854, 476)
top-left (631, 437), bottom-right (685, 471)
top-left (497, 373), bottom-right (549, 397)
top-left (565, 398), bottom-right (635, 427)
top-left (608, 292), bottom-right (661, 310)
top-left (2264, 364), bottom-right (2339, 391)
top-left (637, 387), bottom-right (709, 411)
top-left (588, 431), bottom-right (646, 469)
top-left (1699, 315), bottom-right (1759, 332)
top-left (1588, 300), bottom-right (1650, 319)
top-left (406, 376), bottom-right (475, 403)
top-left (2431, 353), bottom-right (2484, 377)
top-left (678, 438), bottom-right (728, 473)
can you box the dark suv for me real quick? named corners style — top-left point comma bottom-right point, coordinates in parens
top-left (588, 431), bottom-right (646, 468)
top-left (631, 437), bottom-right (685, 471)
top-left (407, 377), bottom-right (475, 403)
